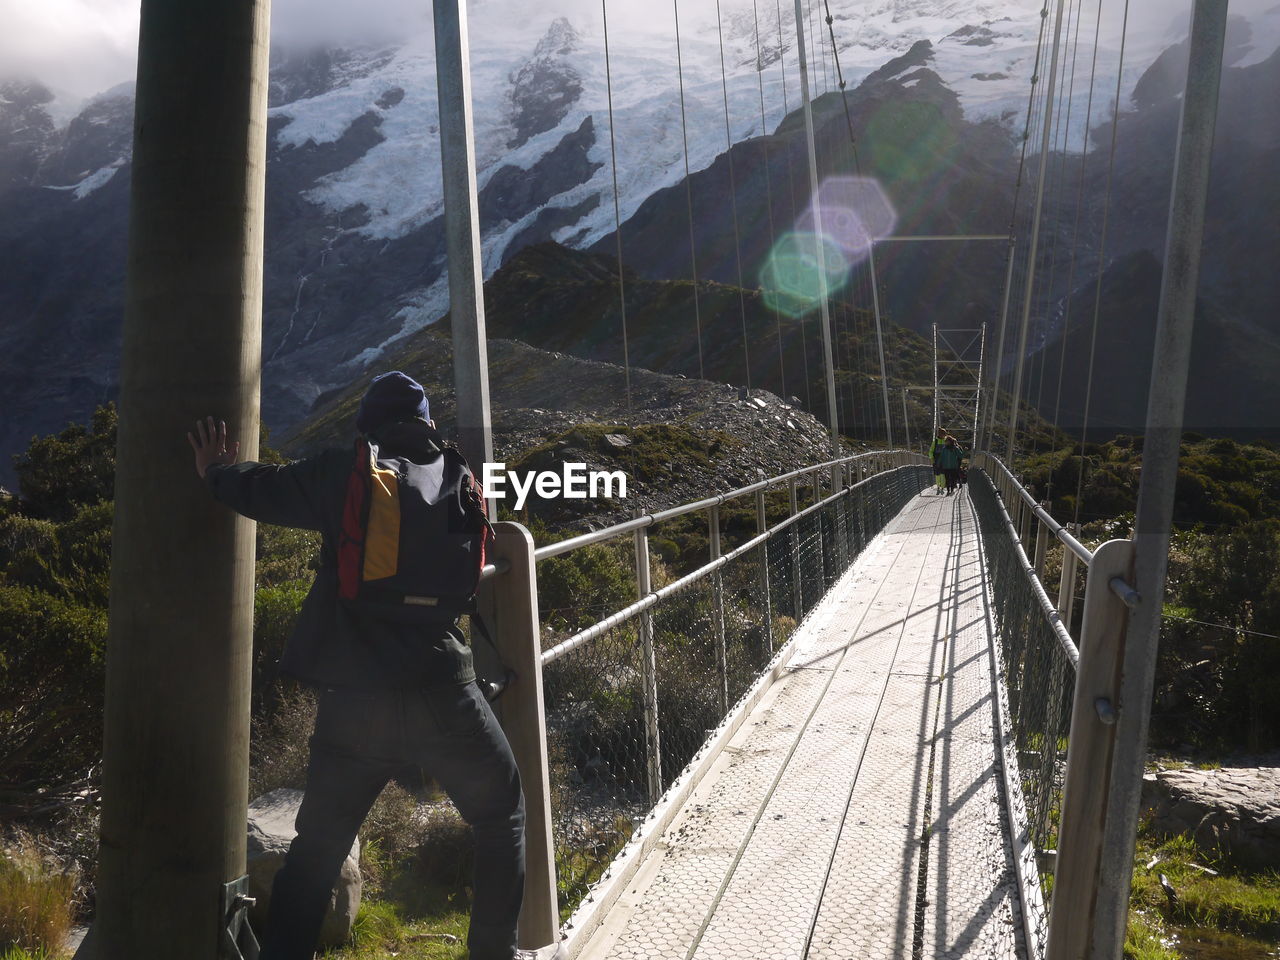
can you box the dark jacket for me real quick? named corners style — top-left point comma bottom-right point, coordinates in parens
top-left (936, 443), bottom-right (965, 471)
top-left (205, 421), bottom-right (475, 690)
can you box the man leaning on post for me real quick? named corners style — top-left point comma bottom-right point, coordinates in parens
top-left (188, 372), bottom-right (526, 960)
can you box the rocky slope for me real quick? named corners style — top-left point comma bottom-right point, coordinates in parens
top-left (282, 322), bottom-right (847, 525)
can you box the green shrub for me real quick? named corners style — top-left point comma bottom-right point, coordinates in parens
top-left (12, 406), bottom-right (116, 522)
top-left (248, 687), bottom-right (316, 797)
top-left (0, 585), bottom-right (106, 790)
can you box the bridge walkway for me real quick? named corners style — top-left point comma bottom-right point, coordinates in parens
top-left (574, 488), bottom-right (1025, 960)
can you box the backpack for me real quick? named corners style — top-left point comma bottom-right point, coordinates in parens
top-left (337, 434), bottom-right (492, 624)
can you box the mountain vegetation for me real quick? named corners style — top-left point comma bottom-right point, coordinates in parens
top-left (1023, 434), bottom-right (1280, 751)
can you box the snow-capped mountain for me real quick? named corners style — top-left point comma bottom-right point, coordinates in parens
top-left (1, 0), bottom-right (1278, 479)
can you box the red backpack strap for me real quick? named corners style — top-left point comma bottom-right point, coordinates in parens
top-left (338, 438), bottom-right (372, 600)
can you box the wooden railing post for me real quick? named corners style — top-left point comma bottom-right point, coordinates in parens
top-left (633, 527), bottom-right (663, 805)
top-left (1045, 538), bottom-right (1133, 960)
top-left (480, 522), bottom-right (559, 951)
top-left (1033, 502), bottom-right (1050, 576)
top-left (756, 487), bottom-right (774, 654)
top-left (709, 505), bottom-right (729, 714)
top-left (1057, 522), bottom-right (1081, 632)
top-left (788, 478), bottom-right (803, 620)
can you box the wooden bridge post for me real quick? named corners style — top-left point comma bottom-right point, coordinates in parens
top-left (1045, 538), bottom-right (1132, 960)
top-left (481, 523), bottom-right (559, 950)
top-left (633, 527), bottom-right (663, 806)
top-left (91, 1), bottom-right (269, 955)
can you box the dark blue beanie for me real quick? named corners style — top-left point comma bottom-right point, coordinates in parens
top-left (356, 371), bottom-right (430, 435)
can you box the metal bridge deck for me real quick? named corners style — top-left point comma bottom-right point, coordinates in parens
top-left (574, 488), bottom-right (1025, 960)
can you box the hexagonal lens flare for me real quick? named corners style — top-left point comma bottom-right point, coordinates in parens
top-left (759, 231), bottom-right (850, 318)
top-left (795, 175), bottom-right (896, 263)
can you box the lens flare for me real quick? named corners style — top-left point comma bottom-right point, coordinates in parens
top-left (759, 231), bottom-right (850, 318)
top-left (795, 176), bottom-right (896, 264)
top-left (863, 100), bottom-right (956, 183)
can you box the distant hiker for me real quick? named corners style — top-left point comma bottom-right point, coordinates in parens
top-left (937, 436), bottom-right (965, 496)
top-left (188, 371), bottom-right (526, 960)
top-left (928, 428), bottom-right (947, 495)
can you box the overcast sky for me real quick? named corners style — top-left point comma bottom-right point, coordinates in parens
top-left (1, 0), bottom-right (1267, 107)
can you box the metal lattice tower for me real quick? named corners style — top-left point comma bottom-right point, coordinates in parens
top-left (933, 324), bottom-right (986, 449)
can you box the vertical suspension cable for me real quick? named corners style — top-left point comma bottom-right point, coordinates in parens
top-left (986, 4), bottom-right (1053, 453)
top-left (753, 0), bottom-right (786, 399)
top-left (776, 0), bottom-right (814, 412)
top-left (821, 0), bottom-right (892, 444)
top-left (601, 0), bottom-right (633, 411)
top-left (715, 0), bottom-right (754, 389)
top-left (1047, 0), bottom-right (1105, 499)
top-left (1074, 0), bottom-right (1130, 526)
top-left (1007, 0), bottom-right (1068, 462)
top-left (1030, 0), bottom-right (1081, 460)
top-left (673, 0), bottom-right (706, 380)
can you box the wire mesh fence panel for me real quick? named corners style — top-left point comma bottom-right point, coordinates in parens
top-left (541, 620), bottom-right (651, 917)
top-left (537, 461), bottom-right (932, 921)
top-left (969, 469), bottom-right (1077, 868)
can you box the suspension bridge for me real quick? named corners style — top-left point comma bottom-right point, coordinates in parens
top-left (81, 0), bottom-right (1233, 958)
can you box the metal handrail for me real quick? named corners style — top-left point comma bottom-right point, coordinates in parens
top-left (978, 452), bottom-right (1094, 565)
top-left (539, 462), bottom-right (920, 665)
top-left (533, 449), bottom-right (926, 561)
top-left (978, 467), bottom-right (1079, 668)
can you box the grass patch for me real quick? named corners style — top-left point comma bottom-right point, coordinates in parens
top-left (323, 803), bottom-right (475, 960)
top-left (326, 898), bottom-right (469, 959)
top-left (0, 835), bottom-right (76, 958)
top-left (1130, 832), bottom-right (1280, 937)
top-left (1126, 908), bottom-right (1179, 960)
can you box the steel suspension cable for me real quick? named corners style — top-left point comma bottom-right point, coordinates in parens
top-left (985, 4), bottom-right (1053, 453)
top-left (1074, 0), bottom-right (1131, 527)
top-left (672, 0), bottom-right (706, 381)
top-left (775, 0), bottom-right (814, 411)
top-left (1007, 0), bottom-right (1068, 463)
top-left (752, 0), bottom-right (787, 399)
top-left (714, 0), bottom-right (754, 389)
top-left (1030, 0), bottom-right (1082, 461)
top-left (1048, 0), bottom-right (1107, 501)
top-left (821, 0), bottom-right (894, 444)
top-left (601, 0), bottom-right (633, 411)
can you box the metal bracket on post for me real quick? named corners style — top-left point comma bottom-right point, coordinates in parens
top-left (634, 527), bottom-right (662, 806)
top-left (220, 877), bottom-right (259, 960)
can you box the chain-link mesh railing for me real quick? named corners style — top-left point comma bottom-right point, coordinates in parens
top-left (538, 460), bottom-right (931, 920)
top-left (969, 468), bottom-right (1079, 895)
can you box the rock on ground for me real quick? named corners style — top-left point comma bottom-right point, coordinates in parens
top-left (1142, 763), bottom-right (1280, 870)
top-left (247, 788), bottom-right (361, 946)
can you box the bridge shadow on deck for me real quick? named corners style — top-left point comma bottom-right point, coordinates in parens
top-left (573, 491), bottom-right (1025, 960)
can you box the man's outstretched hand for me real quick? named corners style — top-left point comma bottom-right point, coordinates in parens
top-left (188, 417), bottom-right (240, 479)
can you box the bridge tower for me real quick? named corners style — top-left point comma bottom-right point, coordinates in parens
top-left (932, 323), bottom-right (986, 449)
